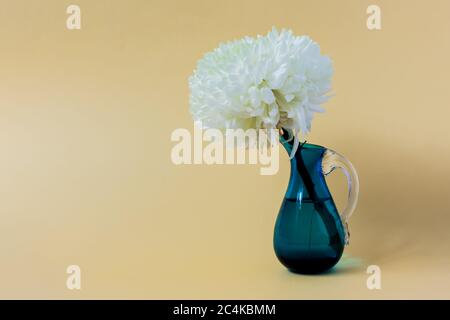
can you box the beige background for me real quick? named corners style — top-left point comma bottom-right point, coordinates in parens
top-left (1, 0), bottom-right (450, 299)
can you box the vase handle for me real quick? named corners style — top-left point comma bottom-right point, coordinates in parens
top-left (321, 149), bottom-right (359, 245)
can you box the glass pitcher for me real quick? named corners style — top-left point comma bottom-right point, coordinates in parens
top-left (273, 129), bottom-right (359, 274)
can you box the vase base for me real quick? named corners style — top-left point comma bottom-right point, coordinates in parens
top-left (278, 256), bottom-right (341, 274)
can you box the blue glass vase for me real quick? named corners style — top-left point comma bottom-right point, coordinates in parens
top-left (274, 130), bottom-right (359, 274)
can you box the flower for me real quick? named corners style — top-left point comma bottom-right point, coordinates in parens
top-left (188, 27), bottom-right (333, 152)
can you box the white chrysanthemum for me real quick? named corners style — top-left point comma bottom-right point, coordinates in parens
top-left (189, 27), bottom-right (333, 139)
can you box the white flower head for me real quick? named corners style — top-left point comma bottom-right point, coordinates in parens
top-left (189, 27), bottom-right (333, 152)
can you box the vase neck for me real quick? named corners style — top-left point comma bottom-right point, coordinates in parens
top-left (280, 133), bottom-right (331, 202)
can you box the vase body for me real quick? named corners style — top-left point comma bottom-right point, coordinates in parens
top-left (274, 132), bottom-right (358, 274)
